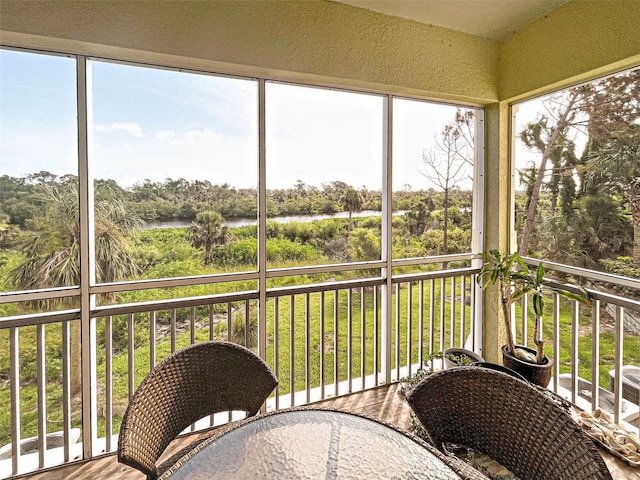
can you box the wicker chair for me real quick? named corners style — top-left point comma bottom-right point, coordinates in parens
top-left (117, 341), bottom-right (278, 480)
top-left (405, 366), bottom-right (613, 480)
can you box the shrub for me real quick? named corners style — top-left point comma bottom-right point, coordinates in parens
top-left (348, 228), bottom-right (380, 261)
top-left (267, 238), bottom-right (321, 262)
top-left (223, 238), bottom-right (258, 265)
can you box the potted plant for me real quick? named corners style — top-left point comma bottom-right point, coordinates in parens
top-left (477, 250), bottom-right (589, 387)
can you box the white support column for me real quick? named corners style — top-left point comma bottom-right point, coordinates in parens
top-left (381, 96), bottom-right (393, 383)
top-left (471, 109), bottom-right (485, 354)
top-left (258, 79), bottom-right (267, 361)
top-left (77, 56), bottom-right (97, 459)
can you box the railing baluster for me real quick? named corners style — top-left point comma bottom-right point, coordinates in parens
top-left (37, 323), bottom-right (47, 468)
top-left (429, 279), bottom-right (435, 370)
top-left (190, 306), bottom-right (196, 345)
top-left (449, 276), bottom-right (455, 348)
top-left (211, 303), bottom-right (219, 427)
top-left (127, 314), bottom-right (134, 401)
top-left (62, 320), bottom-right (71, 463)
top-left (189, 305), bottom-right (200, 430)
top-left (590, 300), bottom-right (601, 410)
top-left (570, 298), bottom-right (579, 402)
top-left (209, 304), bottom-right (215, 426)
top-left (171, 309), bottom-right (177, 353)
top-left (209, 304), bottom-right (215, 341)
top-left (394, 283), bottom-right (400, 381)
top-left (613, 305), bottom-right (624, 425)
top-left (10, 327), bottom-right (20, 476)
top-left (347, 288), bottom-right (353, 393)
top-left (470, 273), bottom-right (478, 352)
top-left (305, 293), bottom-right (311, 403)
top-left (226, 302), bottom-right (232, 342)
top-left (439, 278), bottom-right (445, 354)
top-left (320, 291), bottom-right (325, 399)
top-left (373, 285), bottom-right (379, 386)
top-left (360, 286), bottom-right (366, 390)
top-left (334, 290), bottom-right (339, 398)
top-left (407, 281), bottom-right (412, 377)
top-left (460, 276), bottom-right (466, 347)
top-left (418, 280), bottom-right (424, 368)
top-left (552, 294), bottom-right (561, 396)
top-left (105, 315), bottom-right (113, 452)
top-left (274, 297), bottom-right (280, 410)
top-left (244, 300), bottom-right (250, 347)
top-left (149, 311), bottom-right (156, 369)
top-left (290, 295), bottom-right (295, 407)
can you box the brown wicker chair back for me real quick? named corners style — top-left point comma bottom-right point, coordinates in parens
top-left (117, 341), bottom-right (278, 480)
top-left (406, 366), bottom-right (613, 480)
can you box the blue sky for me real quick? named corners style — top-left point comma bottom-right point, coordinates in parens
top-left (0, 50), bottom-right (78, 178)
top-left (1, 48), bottom-right (478, 191)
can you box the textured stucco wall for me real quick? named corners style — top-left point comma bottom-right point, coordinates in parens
top-left (500, 0), bottom-right (640, 101)
top-left (2, 1), bottom-right (637, 105)
top-left (0, 0), bottom-right (499, 104)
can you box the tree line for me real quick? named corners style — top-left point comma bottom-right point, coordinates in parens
top-left (0, 172), bottom-right (474, 294)
top-left (0, 173), bottom-right (464, 226)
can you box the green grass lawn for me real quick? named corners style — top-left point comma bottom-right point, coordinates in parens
top-left (514, 299), bottom-right (640, 387)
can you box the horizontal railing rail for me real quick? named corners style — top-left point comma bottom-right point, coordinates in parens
top-left (0, 254), bottom-right (475, 303)
top-left (0, 310), bottom-right (80, 329)
top-left (525, 257), bottom-right (640, 291)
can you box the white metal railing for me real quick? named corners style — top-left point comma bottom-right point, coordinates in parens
top-left (0, 258), bottom-right (479, 478)
top-left (521, 258), bottom-right (640, 428)
top-left (2, 257), bottom-right (638, 477)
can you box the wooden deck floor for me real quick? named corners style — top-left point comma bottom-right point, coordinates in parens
top-left (22, 383), bottom-right (640, 480)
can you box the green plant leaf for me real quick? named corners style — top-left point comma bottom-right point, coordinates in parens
top-left (536, 262), bottom-right (544, 282)
top-left (552, 288), bottom-right (591, 305)
top-left (533, 294), bottom-right (544, 316)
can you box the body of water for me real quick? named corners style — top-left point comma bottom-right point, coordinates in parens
top-left (144, 210), bottom-right (406, 230)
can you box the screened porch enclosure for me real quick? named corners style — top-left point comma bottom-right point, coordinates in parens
top-left (1, 0), bottom-right (639, 478)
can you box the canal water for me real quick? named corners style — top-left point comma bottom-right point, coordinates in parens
top-left (144, 210), bottom-right (405, 229)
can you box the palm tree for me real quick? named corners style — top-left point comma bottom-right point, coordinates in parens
top-left (588, 125), bottom-right (640, 266)
top-left (9, 181), bottom-right (141, 292)
top-left (9, 181), bottom-right (141, 394)
top-left (341, 187), bottom-right (363, 231)
top-left (190, 210), bottom-right (231, 265)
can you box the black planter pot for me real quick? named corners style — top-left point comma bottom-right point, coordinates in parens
top-left (501, 345), bottom-right (553, 387)
top-left (470, 361), bottom-right (528, 383)
top-left (443, 347), bottom-right (485, 369)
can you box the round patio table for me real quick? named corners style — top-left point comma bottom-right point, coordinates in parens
top-left (159, 407), bottom-right (471, 479)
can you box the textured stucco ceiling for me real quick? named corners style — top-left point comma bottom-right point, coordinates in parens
top-left (335, 0), bottom-right (568, 40)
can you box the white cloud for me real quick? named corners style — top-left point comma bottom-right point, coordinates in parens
top-left (91, 126), bottom-right (255, 188)
top-left (95, 122), bottom-right (144, 138)
top-left (174, 129), bottom-right (224, 148)
top-left (1, 126), bottom-right (77, 178)
top-left (155, 130), bottom-right (175, 140)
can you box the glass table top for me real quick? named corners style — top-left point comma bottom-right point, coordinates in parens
top-left (161, 409), bottom-right (462, 480)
